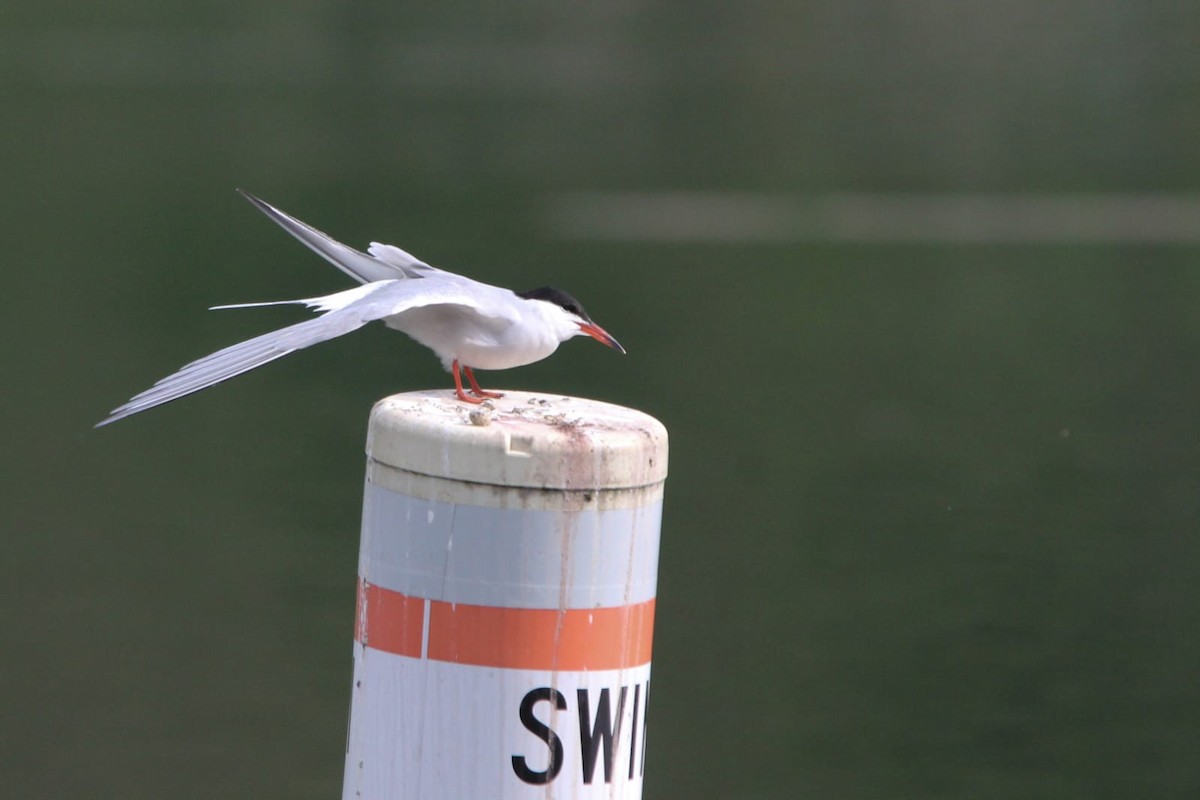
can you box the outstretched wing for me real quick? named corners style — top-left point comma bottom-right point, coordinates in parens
top-left (238, 190), bottom-right (439, 283)
top-left (96, 278), bottom-right (514, 427)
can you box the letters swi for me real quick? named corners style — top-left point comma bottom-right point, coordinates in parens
top-left (512, 680), bottom-right (650, 786)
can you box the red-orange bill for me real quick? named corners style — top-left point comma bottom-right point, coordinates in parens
top-left (578, 321), bottom-right (626, 354)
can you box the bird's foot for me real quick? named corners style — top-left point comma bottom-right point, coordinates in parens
top-left (454, 387), bottom-right (487, 404)
top-left (462, 365), bottom-right (503, 400)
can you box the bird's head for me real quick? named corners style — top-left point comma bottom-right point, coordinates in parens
top-left (516, 286), bottom-right (626, 354)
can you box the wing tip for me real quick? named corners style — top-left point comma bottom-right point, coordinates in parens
top-left (237, 187), bottom-right (269, 210)
top-left (94, 411), bottom-right (123, 428)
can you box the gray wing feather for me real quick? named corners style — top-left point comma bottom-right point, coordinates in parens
top-left (96, 278), bottom-right (515, 427)
top-left (238, 189), bottom-right (434, 283)
top-left (96, 308), bottom-right (369, 427)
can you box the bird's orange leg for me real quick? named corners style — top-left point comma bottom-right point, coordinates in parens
top-left (464, 366), bottom-right (504, 399)
top-left (452, 359), bottom-right (484, 404)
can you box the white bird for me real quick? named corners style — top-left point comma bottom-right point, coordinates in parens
top-left (96, 190), bottom-right (625, 427)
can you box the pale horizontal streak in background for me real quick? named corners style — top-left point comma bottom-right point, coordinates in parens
top-left (547, 193), bottom-right (1200, 244)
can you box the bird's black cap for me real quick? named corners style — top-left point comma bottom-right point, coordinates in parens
top-left (516, 286), bottom-right (594, 322)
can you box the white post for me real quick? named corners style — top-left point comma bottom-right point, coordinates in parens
top-left (342, 390), bottom-right (669, 800)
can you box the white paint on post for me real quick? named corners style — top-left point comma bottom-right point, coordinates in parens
top-left (343, 390), bottom-right (668, 800)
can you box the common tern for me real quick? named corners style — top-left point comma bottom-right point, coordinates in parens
top-left (96, 190), bottom-right (625, 427)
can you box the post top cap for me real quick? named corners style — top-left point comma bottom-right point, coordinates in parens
top-left (367, 390), bottom-right (668, 491)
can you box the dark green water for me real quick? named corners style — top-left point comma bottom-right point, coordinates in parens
top-left (4, 3), bottom-right (1199, 798)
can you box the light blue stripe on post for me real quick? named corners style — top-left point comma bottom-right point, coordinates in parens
top-left (359, 481), bottom-right (662, 609)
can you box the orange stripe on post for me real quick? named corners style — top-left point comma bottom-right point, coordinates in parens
top-left (355, 581), bottom-right (655, 670)
top-left (428, 598), bottom-right (655, 671)
top-left (355, 580), bottom-right (425, 658)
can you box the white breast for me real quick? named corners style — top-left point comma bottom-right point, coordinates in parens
top-left (384, 301), bottom-right (563, 372)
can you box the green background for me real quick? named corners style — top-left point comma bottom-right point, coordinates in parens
top-left (4, 2), bottom-right (1199, 797)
